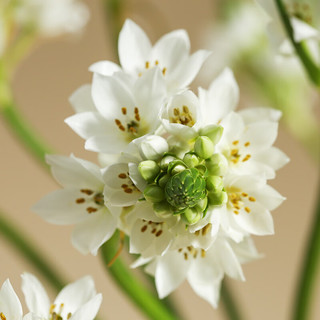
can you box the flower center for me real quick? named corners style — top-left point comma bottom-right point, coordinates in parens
top-left (75, 189), bottom-right (104, 214)
top-left (140, 219), bottom-right (164, 237)
top-left (165, 168), bottom-right (206, 210)
top-left (178, 246), bottom-right (206, 260)
top-left (49, 303), bottom-right (72, 320)
top-left (138, 60), bottom-right (167, 77)
top-left (118, 172), bottom-right (140, 195)
top-left (226, 187), bottom-right (256, 215)
top-left (170, 105), bottom-right (195, 127)
top-left (229, 140), bottom-right (251, 164)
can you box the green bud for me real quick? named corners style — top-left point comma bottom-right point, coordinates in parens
top-left (205, 153), bottom-right (228, 176)
top-left (183, 152), bottom-right (200, 168)
top-left (182, 207), bottom-right (202, 225)
top-left (195, 164), bottom-right (208, 177)
top-left (157, 173), bottom-right (170, 188)
top-left (206, 176), bottom-right (224, 192)
top-left (194, 136), bottom-right (215, 159)
top-left (167, 160), bottom-right (187, 175)
top-left (143, 185), bottom-right (165, 203)
top-left (195, 196), bottom-right (208, 212)
top-left (199, 125), bottom-right (223, 145)
top-left (153, 202), bottom-right (173, 219)
top-left (160, 154), bottom-right (177, 170)
top-left (208, 191), bottom-right (228, 206)
top-left (138, 160), bottom-right (160, 182)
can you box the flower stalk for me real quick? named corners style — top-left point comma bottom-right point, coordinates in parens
top-left (274, 0), bottom-right (320, 87)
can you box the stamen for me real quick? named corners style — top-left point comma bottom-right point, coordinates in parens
top-left (201, 249), bottom-right (206, 258)
top-left (245, 207), bottom-right (251, 213)
top-left (202, 223), bottom-right (212, 236)
top-left (249, 196), bottom-right (256, 202)
top-left (242, 154), bottom-right (251, 162)
top-left (242, 192), bottom-right (248, 197)
top-left (151, 228), bottom-right (157, 234)
top-left (0, 313), bottom-right (7, 320)
top-left (118, 173), bottom-right (127, 179)
top-left (76, 198), bottom-right (85, 204)
top-left (80, 189), bottom-right (93, 195)
top-left (184, 252), bottom-right (188, 260)
top-left (50, 304), bottom-right (56, 313)
top-left (145, 61), bottom-right (150, 69)
top-left (115, 119), bottom-right (126, 131)
top-left (244, 141), bottom-right (250, 147)
top-left (121, 107), bottom-right (127, 115)
top-left (107, 231), bottom-right (125, 267)
top-left (156, 230), bottom-right (163, 237)
top-left (234, 210), bottom-right (239, 215)
top-left (124, 188), bottom-right (133, 194)
top-left (232, 140), bottom-right (239, 145)
top-left (155, 60), bottom-right (159, 65)
top-left (67, 313), bottom-right (72, 320)
top-left (195, 230), bottom-right (200, 236)
top-left (87, 207), bottom-right (97, 213)
top-left (162, 67), bottom-right (167, 75)
top-left (141, 225), bottom-right (148, 232)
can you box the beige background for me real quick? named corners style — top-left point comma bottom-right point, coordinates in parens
top-left (0, 0), bottom-right (319, 319)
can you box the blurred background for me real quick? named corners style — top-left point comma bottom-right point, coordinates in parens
top-left (0, 0), bottom-right (319, 319)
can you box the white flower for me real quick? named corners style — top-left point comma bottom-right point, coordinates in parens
top-left (21, 273), bottom-right (102, 320)
top-left (220, 174), bottom-right (285, 242)
top-left (14, 0), bottom-right (89, 36)
top-left (32, 154), bottom-right (119, 255)
top-left (90, 19), bottom-right (211, 93)
top-left (65, 68), bottom-right (167, 154)
top-left (0, 279), bottom-right (24, 320)
top-left (134, 234), bottom-right (259, 308)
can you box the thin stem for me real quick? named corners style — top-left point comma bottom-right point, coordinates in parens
top-left (0, 99), bottom-right (53, 168)
top-left (274, 0), bottom-right (320, 87)
top-left (292, 179), bottom-right (320, 320)
top-left (100, 231), bottom-right (179, 320)
top-left (0, 209), bottom-right (65, 291)
top-left (221, 281), bottom-right (243, 320)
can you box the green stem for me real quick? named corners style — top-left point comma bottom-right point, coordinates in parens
top-left (0, 98), bottom-right (53, 168)
top-left (100, 231), bottom-right (179, 320)
top-left (0, 209), bottom-right (65, 291)
top-left (274, 0), bottom-right (320, 87)
top-left (221, 281), bottom-right (243, 320)
top-left (292, 180), bottom-right (320, 320)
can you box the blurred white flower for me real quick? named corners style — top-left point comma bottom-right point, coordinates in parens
top-left (21, 273), bottom-right (102, 320)
top-left (15, 0), bottom-right (89, 36)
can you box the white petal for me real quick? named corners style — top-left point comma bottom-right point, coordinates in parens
top-left (152, 29), bottom-right (190, 74)
top-left (170, 50), bottom-right (211, 90)
top-left (102, 163), bottom-right (130, 189)
top-left (85, 134), bottom-right (128, 154)
top-left (219, 112), bottom-right (245, 142)
top-left (291, 17), bottom-right (319, 42)
top-left (200, 68), bottom-right (239, 125)
top-left (155, 251), bottom-right (191, 298)
top-left (230, 236), bottom-right (262, 264)
top-left (118, 19), bottom-right (152, 73)
top-left (254, 147), bottom-right (290, 171)
top-left (128, 162), bottom-right (147, 191)
top-left (54, 276), bottom-right (97, 315)
top-left (91, 73), bottom-right (135, 120)
top-left (89, 60), bottom-right (121, 76)
top-left (254, 184), bottom-right (285, 211)
top-left (0, 279), bottom-right (23, 320)
top-left (239, 107), bottom-right (282, 123)
top-left (21, 273), bottom-right (50, 316)
top-left (71, 208), bottom-right (117, 255)
top-left (70, 294), bottom-right (102, 320)
top-left (104, 185), bottom-right (141, 207)
top-left (69, 84), bottom-right (96, 113)
top-left (32, 189), bottom-right (90, 225)
top-left (46, 154), bottom-right (103, 189)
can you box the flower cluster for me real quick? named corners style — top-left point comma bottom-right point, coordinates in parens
top-left (33, 19), bottom-right (289, 308)
top-left (0, 274), bottom-right (102, 320)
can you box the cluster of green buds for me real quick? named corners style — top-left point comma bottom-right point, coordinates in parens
top-left (138, 125), bottom-right (228, 225)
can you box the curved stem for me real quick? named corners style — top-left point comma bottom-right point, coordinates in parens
top-left (221, 281), bottom-right (243, 320)
top-left (100, 231), bottom-right (179, 320)
top-left (292, 179), bottom-right (320, 320)
top-left (0, 209), bottom-right (65, 291)
top-left (274, 0), bottom-right (320, 87)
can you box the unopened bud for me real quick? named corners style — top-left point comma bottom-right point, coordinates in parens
top-left (205, 153), bottom-right (228, 176)
top-left (138, 135), bottom-right (169, 161)
top-left (160, 154), bottom-right (177, 170)
top-left (182, 207), bottom-right (202, 225)
top-left (167, 160), bottom-right (187, 175)
top-left (199, 125), bottom-right (223, 145)
top-left (157, 173), bottom-right (170, 188)
top-left (138, 160), bottom-right (160, 182)
top-left (143, 185), bottom-right (165, 203)
top-left (206, 176), bottom-right (223, 192)
top-left (208, 190), bottom-right (228, 206)
top-left (183, 152), bottom-right (200, 168)
top-left (153, 202), bottom-right (173, 219)
top-left (194, 136), bottom-right (215, 159)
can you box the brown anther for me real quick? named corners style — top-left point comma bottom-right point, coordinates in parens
top-left (129, 126), bottom-right (137, 133)
top-left (67, 313), bottom-right (72, 320)
top-left (242, 154), bottom-right (251, 162)
top-left (141, 225), bottom-right (148, 232)
top-left (156, 230), bottom-right (163, 237)
top-left (115, 119), bottom-right (121, 125)
top-left (178, 248), bottom-right (183, 252)
top-left (162, 67), bottom-right (167, 75)
top-left (151, 228), bottom-right (157, 234)
top-left (121, 184), bottom-right (128, 188)
top-left (50, 304), bottom-right (56, 313)
top-left (87, 207), bottom-right (97, 213)
top-left (231, 149), bottom-right (239, 156)
top-left (230, 193), bottom-right (237, 200)
top-left (232, 140), bottom-right (239, 145)
top-left (187, 246), bottom-right (193, 252)
top-left (183, 105), bottom-right (189, 113)
top-left (124, 188), bottom-right (133, 194)
top-left (234, 205), bottom-right (241, 210)
top-left (245, 207), bottom-right (251, 213)
top-left (193, 251), bottom-right (198, 259)
top-left (145, 61), bottom-right (150, 69)
top-left (118, 173), bottom-right (127, 179)
top-left (202, 223), bottom-right (212, 236)
top-left (244, 141), bottom-right (250, 147)
top-left (201, 249), bottom-right (206, 258)
top-left (184, 253), bottom-right (188, 260)
top-left (121, 107), bottom-right (127, 115)
top-left (80, 189), bottom-right (93, 195)
top-left (242, 192), bottom-right (248, 197)
top-left (249, 196), bottom-right (256, 202)
top-left (234, 210), bottom-right (239, 215)
top-left (173, 108), bottom-right (180, 116)
top-left (76, 198), bottom-right (85, 204)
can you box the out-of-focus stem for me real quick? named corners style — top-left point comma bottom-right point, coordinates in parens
top-left (274, 0), bottom-right (320, 87)
top-left (221, 281), bottom-right (244, 320)
top-left (0, 209), bottom-right (65, 291)
top-left (292, 180), bottom-right (320, 320)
